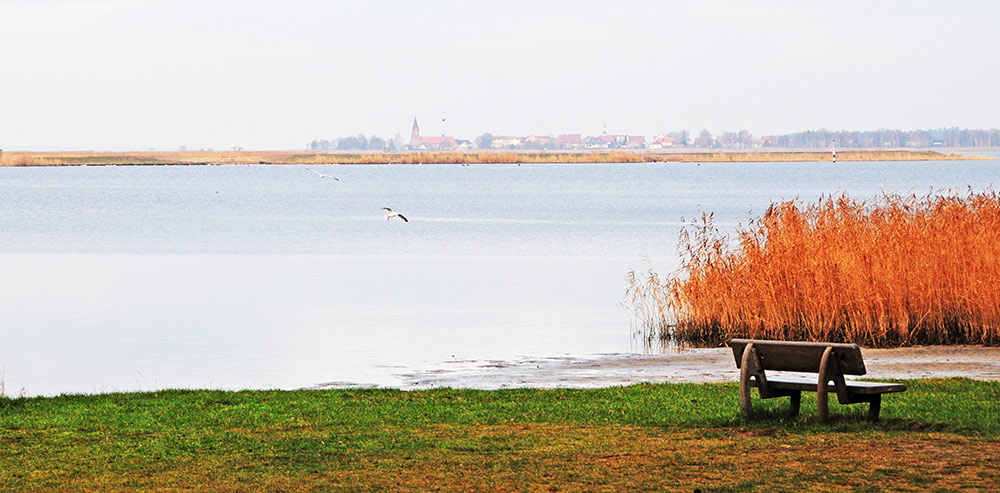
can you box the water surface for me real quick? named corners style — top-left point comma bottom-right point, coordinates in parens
top-left (0, 158), bottom-right (996, 395)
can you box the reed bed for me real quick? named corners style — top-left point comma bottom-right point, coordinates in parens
top-left (1, 150), bottom-right (985, 166)
top-left (653, 150), bottom-right (977, 162)
top-left (629, 192), bottom-right (1000, 347)
top-left (0, 150), bottom-right (649, 166)
top-left (0, 152), bottom-right (42, 166)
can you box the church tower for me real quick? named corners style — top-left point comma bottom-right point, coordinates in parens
top-left (409, 117), bottom-right (421, 148)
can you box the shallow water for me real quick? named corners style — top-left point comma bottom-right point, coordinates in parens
top-left (0, 158), bottom-right (997, 395)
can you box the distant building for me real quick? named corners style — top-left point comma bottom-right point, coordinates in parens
top-left (410, 117), bottom-right (422, 148)
top-left (649, 133), bottom-right (675, 149)
top-left (523, 135), bottom-right (553, 149)
top-left (490, 136), bottom-right (522, 149)
top-left (585, 132), bottom-right (626, 149)
top-left (556, 134), bottom-right (582, 148)
top-left (585, 135), bottom-right (610, 149)
top-left (420, 136), bottom-right (458, 149)
top-left (693, 132), bottom-right (714, 148)
top-left (409, 117), bottom-right (458, 150)
top-left (625, 135), bottom-right (646, 149)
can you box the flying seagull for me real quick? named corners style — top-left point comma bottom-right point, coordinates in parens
top-left (383, 207), bottom-right (408, 222)
top-left (307, 168), bottom-right (339, 181)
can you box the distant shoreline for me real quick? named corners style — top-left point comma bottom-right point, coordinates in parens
top-left (0, 149), bottom-right (993, 166)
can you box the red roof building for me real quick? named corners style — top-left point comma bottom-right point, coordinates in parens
top-left (419, 136), bottom-right (458, 149)
top-left (626, 135), bottom-right (646, 148)
top-left (556, 134), bottom-right (582, 146)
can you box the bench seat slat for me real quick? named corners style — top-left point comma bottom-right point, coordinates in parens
top-left (730, 339), bottom-right (868, 375)
top-left (749, 375), bottom-right (907, 394)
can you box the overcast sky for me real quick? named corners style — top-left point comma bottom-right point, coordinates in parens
top-left (2, 0), bottom-right (998, 150)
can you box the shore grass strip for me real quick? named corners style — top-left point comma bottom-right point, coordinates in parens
top-left (1, 378), bottom-right (997, 490)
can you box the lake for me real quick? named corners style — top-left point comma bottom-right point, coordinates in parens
top-left (1, 157), bottom-right (997, 396)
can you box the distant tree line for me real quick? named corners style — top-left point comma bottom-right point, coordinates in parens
top-left (309, 134), bottom-right (405, 151)
top-left (763, 128), bottom-right (1000, 149)
top-left (698, 127), bottom-right (1000, 149)
top-left (309, 128), bottom-right (1000, 151)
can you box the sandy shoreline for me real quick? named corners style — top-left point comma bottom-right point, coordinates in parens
top-left (351, 345), bottom-right (1000, 390)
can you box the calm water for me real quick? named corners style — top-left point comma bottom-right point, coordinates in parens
top-left (1, 158), bottom-right (997, 395)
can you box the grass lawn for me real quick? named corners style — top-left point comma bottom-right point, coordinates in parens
top-left (1, 378), bottom-right (997, 490)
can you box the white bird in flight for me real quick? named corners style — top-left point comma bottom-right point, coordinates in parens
top-left (383, 207), bottom-right (408, 222)
top-left (307, 168), bottom-right (339, 181)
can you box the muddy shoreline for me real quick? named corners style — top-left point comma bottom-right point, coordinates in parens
top-left (352, 345), bottom-right (1000, 390)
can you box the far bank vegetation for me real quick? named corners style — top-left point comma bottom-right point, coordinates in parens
top-left (0, 149), bottom-right (989, 167)
top-left (629, 191), bottom-right (1000, 347)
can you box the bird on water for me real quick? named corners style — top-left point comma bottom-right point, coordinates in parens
top-left (383, 207), bottom-right (408, 222)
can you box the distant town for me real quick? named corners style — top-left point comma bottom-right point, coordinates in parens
top-left (308, 120), bottom-right (1000, 152)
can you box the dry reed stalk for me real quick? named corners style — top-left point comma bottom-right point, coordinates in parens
top-left (629, 191), bottom-right (1000, 347)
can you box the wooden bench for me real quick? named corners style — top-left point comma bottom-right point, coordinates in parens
top-left (730, 339), bottom-right (906, 422)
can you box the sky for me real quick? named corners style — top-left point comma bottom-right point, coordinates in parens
top-left (2, 0), bottom-right (998, 150)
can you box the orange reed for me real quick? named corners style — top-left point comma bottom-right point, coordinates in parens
top-left (630, 191), bottom-right (1000, 347)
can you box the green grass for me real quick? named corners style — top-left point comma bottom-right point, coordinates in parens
top-left (1, 378), bottom-right (997, 490)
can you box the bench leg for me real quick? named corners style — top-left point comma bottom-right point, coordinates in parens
top-left (739, 376), bottom-right (753, 419)
top-left (817, 347), bottom-right (834, 423)
top-left (739, 346), bottom-right (755, 419)
top-left (789, 391), bottom-right (801, 417)
top-left (867, 395), bottom-right (882, 422)
top-left (817, 383), bottom-right (830, 423)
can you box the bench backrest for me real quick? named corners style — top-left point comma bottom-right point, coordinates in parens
top-left (729, 339), bottom-right (867, 375)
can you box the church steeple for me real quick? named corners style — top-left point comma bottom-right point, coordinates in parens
top-left (409, 117), bottom-right (421, 148)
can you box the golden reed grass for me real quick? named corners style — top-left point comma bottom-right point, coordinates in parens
top-left (0, 152), bottom-right (42, 166)
top-left (629, 192), bottom-right (1000, 347)
top-left (0, 150), bottom-right (647, 166)
top-left (0, 150), bottom-right (985, 166)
